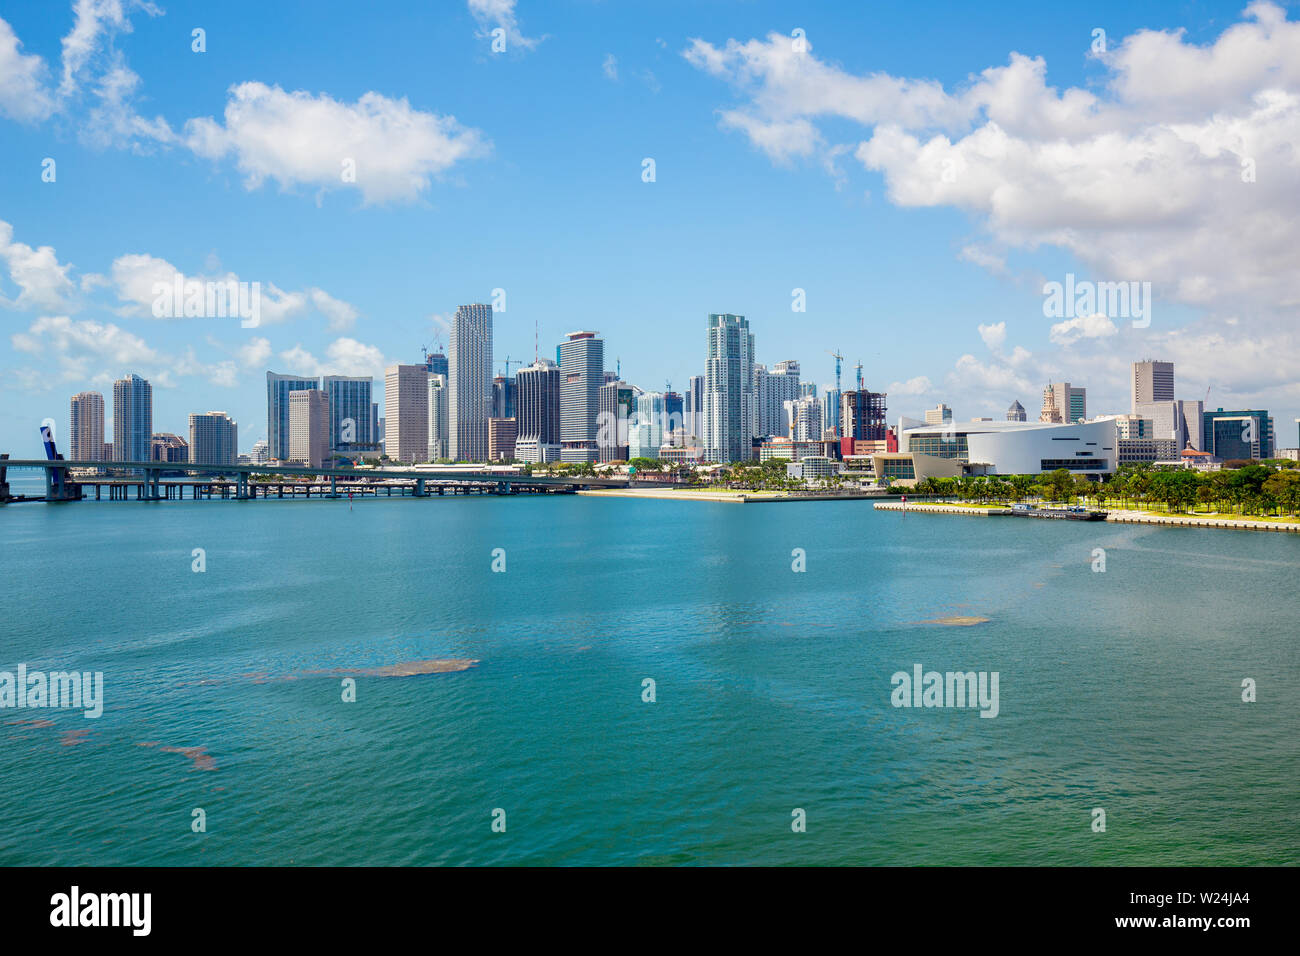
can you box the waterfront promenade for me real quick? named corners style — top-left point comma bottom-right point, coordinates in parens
top-left (873, 500), bottom-right (1300, 533)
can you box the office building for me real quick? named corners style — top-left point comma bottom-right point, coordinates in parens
top-left (628, 391), bottom-right (666, 460)
top-left (703, 313), bottom-right (755, 463)
top-left (1007, 400), bottom-right (1027, 422)
top-left (1132, 360), bottom-right (1175, 411)
top-left (385, 364), bottom-right (430, 464)
top-left (599, 380), bottom-right (635, 462)
top-left (560, 331), bottom-right (604, 463)
top-left (488, 418), bottom-right (517, 461)
top-left (70, 392), bottom-right (105, 462)
top-left (251, 439), bottom-right (269, 464)
top-left (425, 350), bottom-right (449, 378)
top-left (267, 372), bottom-right (319, 461)
top-left (1048, 382), bottom-right (1086, 423)
top-left (492, 375), bottom-right (515, 420)
top-left (287, 389), bottom-right (329, 468)
top-left (515, 359), bottom-right (561, 463)
top-left (663, 392), bottom-right (684, 436)
top-left (188, 411), bottom-right (238, 467)
top-left (427, 373), bottom-right (449, 460)
top-left (924, 403), bottom-right (953, 425)
top-left (112, 373), bottom-right (152, 466)
top-left (685, 374), bottom-right (706, 441)
top-left (823, 387), bottom-right (841, 437)
top-left (448, 303), bottom-right (493, 462)
top-left (322, 375), bottom-right (374, 454)
top-left (1202, 408), bottom-right (1274, 460)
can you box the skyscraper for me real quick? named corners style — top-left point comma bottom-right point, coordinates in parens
top-left (1132, 360), bottom-right (1175, 412)
top-left (267, 372), bottom-right (319, 460)
top-left (598, 380), bottom-right (634, 462)
top-left (841, 390), bottom-right (887, 440)
top-left (560, 331), bottom-right (603, 463)
top-left (449, 303), bottom-right (493, 462)
top-left (385, 365), bottom-right (429, 464)
top-left (703, 313), bottom-right (755, 463)
top-left (515, 358), bottom-right (560, 462)
top-left (767, 361), bottom-right (800, 439)
top-left (288, 390), bottom-right (330, 468)
top-left (753, 364), bottom-right (769, 437)
top-left (628, 390), bottom-right (665, 459)
top-left (1049, 382), bottom-right (1086, 423)
top-left (1006, 400), bottom-right (1027, 422)
top-left (925, 404), bottom-right (953, 424)
top-left (492, 375), bottom-right (515, 420)
top-left (784, 395), bottom-right (822, 442)
top-left (322, 375), bottom-right (373, 453)
top-left (112, 373), bottom-right (152, 465)
top-left (188, 411), bottom-right (238, 467)
top-left (70, 391), bottom-right (105, 461)
top-left (427, 373), bottom-right (449, 460)
top-left (685, 374), bottom-right (705, 441)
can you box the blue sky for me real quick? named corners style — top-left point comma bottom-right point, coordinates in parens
top-left (2, 0), bottom-right (1298, 456)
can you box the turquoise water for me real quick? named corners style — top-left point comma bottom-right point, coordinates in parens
top-left (0, 492), bottom-right (1295, 865)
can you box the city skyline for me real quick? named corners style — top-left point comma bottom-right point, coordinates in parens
top-left (3, 1), bottom-right (1299, 457)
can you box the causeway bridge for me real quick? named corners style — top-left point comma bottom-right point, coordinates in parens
top-left (0, 456), bottom-right (629, 503)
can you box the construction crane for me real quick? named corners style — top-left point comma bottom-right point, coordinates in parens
top-left (826, 349), bottom-right (844, 394)
top-left (855, 362), bottom-right (863, 391)
top-left (499, 356), bottom-right (523, 378)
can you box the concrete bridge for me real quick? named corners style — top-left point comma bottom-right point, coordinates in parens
top-left (0, 456), bottom-right (628, 503)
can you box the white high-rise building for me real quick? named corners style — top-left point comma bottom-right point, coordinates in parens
top-left (628, 391), bottom-right (665, 459)
top-left (703, 313), bottom-right (755, 462)
top-left (384, 364), bottom-right (429, 464)
top-left (785, 395), bottom-right (822, 442)
top-left (427, 373), bottom-right (449, 460)
top-left (767, 361), bottom-right (800, 439)
top-left (112, 373), bottom-right (152, 466)
top-left (448, 303), bottom-right (493, 462)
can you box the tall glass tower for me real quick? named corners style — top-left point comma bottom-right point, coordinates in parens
top-left (703, 314), bottom-right (754, 463)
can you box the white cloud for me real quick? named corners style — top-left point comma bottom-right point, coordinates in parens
top-left (885, 375), bottom-right (933, 396)
top-left (11, 315), bottom-right (159, 381)
top-left (279, 338), bottom-right (387, 378)
top-left (184, 82), bottom-right (488, 205)
top-left (468, 0), bottom-right (541, 53)
top-left (105, 252), bottom-right (357, 328)
top-left (0, 17), bottom-right (54, 121)
top-left (1049, 313), bottom-right (1119, 346)
top-left (602, 54), bottom-right (618, 81)
top-left (978, 321), bottom-right (1007, 350)
top-left (0, 220), bottom-right (78, 312)
top-left (237, 336), bottom-right (272, 368)
top-left (687, 4), bottom-right (1300, 324)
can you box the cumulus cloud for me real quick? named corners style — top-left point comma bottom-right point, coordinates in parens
top-left (885, 375), bottom-right (933, 396)
top-left (686, 4), bottom-right (1300, 322)
top-left (0, 220), bottom-right (78, 312)
top-left (468, 0), bottom-right (542, 53)
top-left (978, 321), bottom-right (1007, 350)
top-left (184, 82), bottom-right (488, 204)
top-left (0, 18), bottom-right (55, 121)
top-left (11, 315), bottom-right (160, 382)
top-left (1049, 313), bottom-right (1119, 346)
top-left (279, 338), bottom-right (387, 378)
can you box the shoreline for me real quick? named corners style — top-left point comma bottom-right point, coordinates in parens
top-left (873, 500), bottom-right (1300, 533)
top-left (577, 488), bottom-right (889, 504)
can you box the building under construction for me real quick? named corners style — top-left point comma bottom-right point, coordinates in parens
top-left (840, 389), bottom-right (888, 442)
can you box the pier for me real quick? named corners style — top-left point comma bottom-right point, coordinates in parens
top-left (0, 458), bottom-right (627, 504)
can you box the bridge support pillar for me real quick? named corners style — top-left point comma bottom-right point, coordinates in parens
top-left (417, 478), bottom-right (426, 497)
top-left (330, 476), bottom-right (338, 499)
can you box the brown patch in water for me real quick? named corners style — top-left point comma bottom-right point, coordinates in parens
top-left (6, 718), bottom-right (55, 728)
top-left (920, 615), bottom-right (991, 627)
top-left (60, 728), bottom-right (92, 747)
top-left (297, 659), bottom-right (479, 678)
top-left (137, 740), bottom-right (217, 771)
